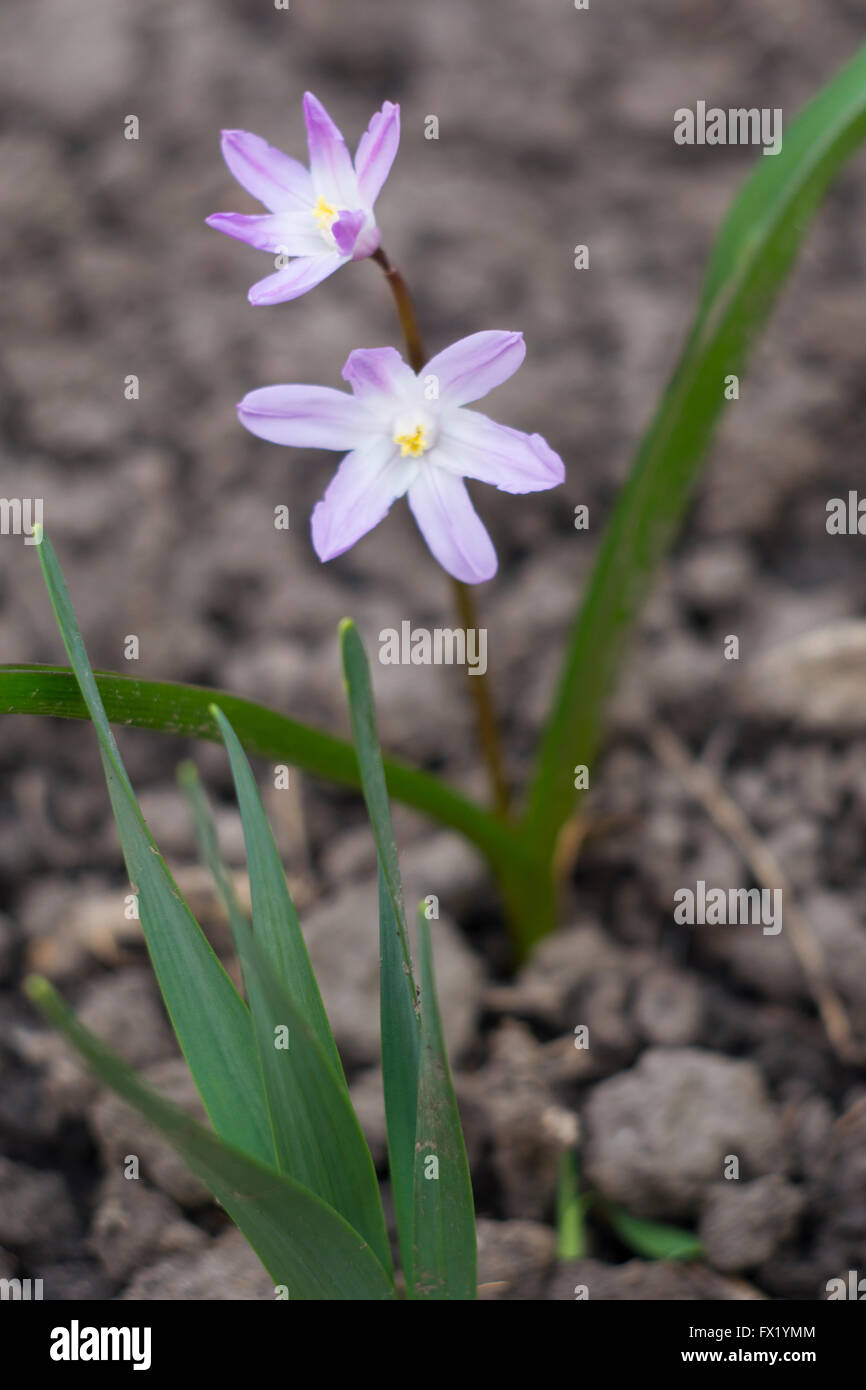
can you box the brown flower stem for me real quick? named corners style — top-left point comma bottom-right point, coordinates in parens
top-left (372, 247), bottom-right (427, 373)
top-left (373, 246), bottom-right (512, 820)
top-left (447, 572), bottom-right (512, 819)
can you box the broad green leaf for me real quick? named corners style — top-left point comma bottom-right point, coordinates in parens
top-left (35, 535), bottom-right (273, 1165)
top-left (378, 861), bottom-right (420, 1293)
top-left (209, 704), bottom-right (343, 1080)
top-left (179, 744), bottom-right (391, 1275)
top-left (25, 976), bottom-right (395, 1301)
top-left (522, 41), bottom-right (866, 947)
top-left (605, 1205), bottom-right (703, 1263)
top-left (0, 662), bottom-right (517, 874)
top-left (412, 914), bottom-right (476, 1300)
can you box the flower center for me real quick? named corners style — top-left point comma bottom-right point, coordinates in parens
top-left (393, 422), bottom-right (431, 458)
top-left (313, 195), bottom-right (338, 233)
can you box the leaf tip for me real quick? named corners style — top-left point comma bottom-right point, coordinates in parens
top-left (23, 973), bottom-right (52, 1007)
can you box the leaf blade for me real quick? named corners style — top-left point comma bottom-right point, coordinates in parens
top-left (0, 662), bottom-right (517, 874)
top-left (25, 976), bottom-right (395, 1301)
top-left (35, 535), bottom-right (273, 1165)
top-left (605, 1205), bottom-right (703, 1263)
top-left (180, 744), bottom-right (392, 1276)
top-left (338, 620), bottom-right (421, 1284)
top-left (210, 704), bottom-right (343, 1080)
top-left (378, 861), bottom-right (420, 1292)
top-left (339, 621), bottom-right (412, 965)
top-left (412, 913), bottom-right (476, 1301)
top-left (522, 41), bottom-right (866, 936)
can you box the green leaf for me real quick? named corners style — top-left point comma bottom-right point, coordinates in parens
top-left (605, 1205), bottom-right (703, 1263)
top-left (209, 705), bottom-right (343, 1080)
top-left (339, 621), bottom-right (412, 960)
top-left (35, 535), bottom-right (273, 1166)
top-left (378, 861), bottom-right (420, 1292)
top-left (0, 662), bottom-right (517, 875)
top-left (25, 976), bottom-right (395, 1301)
top-left (180, 735), bottom-right (391, 1275)
top-left (338, 620), bottom-right (421, 1285)
top-left (176, 759), bottom-right (247, 946)
top-left (521, 40), bottom-right (866, 945)
top-left (413, 913), bottom-right (476, 1300)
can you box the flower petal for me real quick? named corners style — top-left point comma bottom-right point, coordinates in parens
top-left (247, 253), bottom-right (346, 305)
top-left (237, 384), bottom-right (376, 450)
top-left (423, 331), bottom-right (526, 406)
top-left (205, 211), bottom-right (324, 257)
top-left (408, 468), bottom-right (498, 584)
top-left (341, 346), bottom-right (418, 404)
top-left (311, 438), bottom-right (409, 561)
top-left (303, 92), bottom-right (358, 208)
top-left (354, 101), bottom-right (400, 208)
top-left (437, 410), bottom-right (565, 494)
top-left (331, 209), bottom-right (367, 257)
top-left (219, 130), bottom-right (314, 212)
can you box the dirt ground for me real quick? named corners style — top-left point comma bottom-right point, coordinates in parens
top-left (1, 0), bottom-right (866, 1300)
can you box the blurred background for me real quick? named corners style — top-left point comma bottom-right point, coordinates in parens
top-left (1, 0), bottom-right (865, 1300)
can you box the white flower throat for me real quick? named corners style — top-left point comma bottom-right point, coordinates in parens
top-left (313, 195), bottom-right (339, 245)
top-left (392, 409), bottom-right (437, 458)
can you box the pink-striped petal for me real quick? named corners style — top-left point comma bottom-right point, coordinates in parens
top-left (355, 101), bottom-right (400, 207)
top-left (437, 410), bottom-right (565, 494)
top-left (341, 346), bottom-right (417, 402)
top-left (311, 438), bottom-right (407, 561)
top-left (408, 468), bottom-right (498, 584)
top-left (423, 331), bottom-right (526, 406)
top-left (219, 130), bottom-right (314, 212)
top-left (247, 253), bottom-right (346, 305)
top-left (205, 211), bottom-right (324, 257)
top-left (303, 92), bottom-right (358, 208)
top-left (237, 384), bottom-right (376, 450)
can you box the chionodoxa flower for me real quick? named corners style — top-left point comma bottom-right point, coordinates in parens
top-left (237, 331), bottom-right (565, 583)
top-left (206, 92), bottom-right (399, 304)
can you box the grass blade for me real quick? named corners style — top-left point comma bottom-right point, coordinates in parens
top-left (35, 535), bottom-right (273, 1165)
top-left (338, 619), bottom-right (421, 1283)
top-left (339, 621), bottom-right (412, 959)
top-left (604, 1205), bottom-right (703, 1263)
top-left (522, 41), bottom-right (866, 942)
top-left (25, 976), bottom-right (395, 1301)
top-left (378, 861), bottom-right (420, 1292)
top-left (556, 1152), bottom-right (586, 1260)
top-left (209, 704), bottom-right (343, 1080)
top-left (413, 913), bottom-right (476, 1300)
top-left (179, 749), bottom-right (391, 1275)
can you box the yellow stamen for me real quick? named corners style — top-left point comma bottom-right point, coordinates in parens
top-left (313, 195), bottom-right (338, 231)
top-left (393, 423), bottom-right (430, 458)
